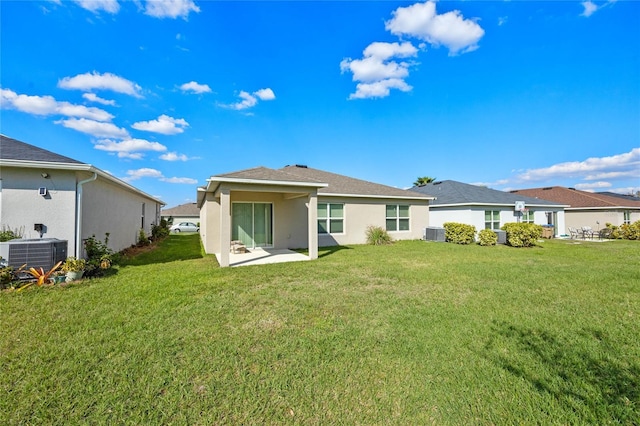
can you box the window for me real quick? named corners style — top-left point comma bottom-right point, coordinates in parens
top-left (485, 210), bottom-right (500, 230)
top-left (318, 203), bottom-right (344, 234)
top-left (386, 204), bottom-right (410, 231)
top-left (522, 210), bottom-right (534, 223)
top-left (624, 211), bottom-right (631, 225)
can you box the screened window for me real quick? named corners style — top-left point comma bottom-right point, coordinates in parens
top-left (386, 205), bottom-right (410, 231)
top-left (485, 210), bottom-right (500, 230)
top-left (318, 203), bottom-right (344, 234)
top-left (624, 211), bottom-right (631, 225)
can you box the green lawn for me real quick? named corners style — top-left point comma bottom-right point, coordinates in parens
top-left (1, 235), bottom-right (638, 425)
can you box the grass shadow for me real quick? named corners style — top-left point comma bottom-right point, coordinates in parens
top-left (482, 321), bottom-right (639, 422)
top-left (118, 234), bottom-right (204, 267)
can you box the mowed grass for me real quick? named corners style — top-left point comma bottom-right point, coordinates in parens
top-left (1, 235), bottom-right (638, 425)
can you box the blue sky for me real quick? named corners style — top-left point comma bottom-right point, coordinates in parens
top-left (1, 0), bottom-right (638, 208)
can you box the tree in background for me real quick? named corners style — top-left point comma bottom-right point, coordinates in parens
top-left (413, 176), bottom-right (437, 187)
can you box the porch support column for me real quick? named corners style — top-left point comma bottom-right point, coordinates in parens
top-left (219, 189), bottom-right (231, 267)
top-left (308, 191), bottom-right (318, 260)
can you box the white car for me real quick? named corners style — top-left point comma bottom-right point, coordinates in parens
top-left (170, 222), bottom-right (199, 233)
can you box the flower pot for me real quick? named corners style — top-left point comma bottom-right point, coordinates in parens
top-left (65, 271), bottom-right (84, 282)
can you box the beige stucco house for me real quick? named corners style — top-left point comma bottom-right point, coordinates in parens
top-left (0, 135), bottom-right (165, 257)
top-left (511, 186), bottom-right (640, 233)
top-left (197, 165), bottom-right (433, 267)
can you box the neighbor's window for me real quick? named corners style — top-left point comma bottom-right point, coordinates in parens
top-left (386, 204), bottom-right (410, 231)
top-left (624, 211), bottom-right (631, 225)
top-left (485, 210), bottom-right (500, 230)
top-left (522, 210), bottom-right (534, 223)
top-left (318, 203), bottom-right (344, 234)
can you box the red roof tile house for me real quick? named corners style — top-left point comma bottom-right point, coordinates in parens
top-left (510, 186), bottom-right (640, 233)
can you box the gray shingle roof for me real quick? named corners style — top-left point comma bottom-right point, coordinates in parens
top-left (0, 135), bottom-right (84, 164)
top-left (410, 180), bottom-right (564, 206)
top-left (162, 203), bottom-right (199, 216)
top-left (280, 165), bottom-right (432, 199)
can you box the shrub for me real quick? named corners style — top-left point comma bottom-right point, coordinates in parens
top-left (478, 229), bottom-right (498, 246)
top-left (365, 225), bottom-right (393, 245)
top-left (0, 225), bottom-right (24, 242)
top-left (443, 222), bottom-right (476, 245)
top-left (84, 234), bottom-right (115, 278)
top-left (501, 222), bottom-right (543, 247)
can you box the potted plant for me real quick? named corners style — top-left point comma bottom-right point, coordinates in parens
top-left (61, 257), bottom-right (86, 282)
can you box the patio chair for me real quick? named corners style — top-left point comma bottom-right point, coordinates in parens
top-left (568, 227), bottom-right (579, 239)
top-left (581, 226), bottom-right (597, 239)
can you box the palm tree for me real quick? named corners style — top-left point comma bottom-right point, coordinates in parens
top-left (413, 176), bottom-right (436, 187)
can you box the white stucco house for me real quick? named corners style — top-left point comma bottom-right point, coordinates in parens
top-left (0, 135), bottom-right (165, 257)
top-left (197, 165), bottom-right (433, 267)
top-left (410, 180), bottom-right (567, 236)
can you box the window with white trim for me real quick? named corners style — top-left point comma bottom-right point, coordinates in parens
top-left (318, 203), bottom-right (344, 234)
top-left (485, 210), bottom-right (500, 230)
top-left (386, 204), bottom-right (410, 231)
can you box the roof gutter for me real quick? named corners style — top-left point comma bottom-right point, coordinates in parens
top-left (75, 172), bottom-right (97, 257)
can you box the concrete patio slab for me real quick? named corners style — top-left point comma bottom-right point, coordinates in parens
top-left (216, 247), bottom-right (310, 267)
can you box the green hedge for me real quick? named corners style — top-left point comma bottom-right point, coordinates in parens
top-left (443, 222), bottom-right (476, 245)
top-left (501, 222), bottom-right (543, 247)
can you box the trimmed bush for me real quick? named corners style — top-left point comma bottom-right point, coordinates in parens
top-left (501, 222), bottom-right (543, 247)
top-left (365, 225), bottom-right (393, 245)
top-left (478, 229), bottom-right (498, 246)
top-left (443, 222), bottom-right (476, 245)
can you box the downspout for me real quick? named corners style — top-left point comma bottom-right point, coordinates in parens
top-left (75, 172), bottom-right (97, 257)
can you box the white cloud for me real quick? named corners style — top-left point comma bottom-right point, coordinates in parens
top-left (160, 152), bottom-right (189, 161)
top-left (123, 168), bottom-right (197, 185)
top-left (83, 93), bottom-right (116, 106)
top-left (349, 78), bottom-right (412, 100)
top-left (58, 71), bottom-right (142, 97)
top-left (180, 81), bottom-right (211, 94)
top-left (574, 181), bottom-right (612, 190)
top-left (341, 42), bottom-right (417, 99)
top-left (1, 88), bottom-right (113, 121)
top-left (144, 0), bottom-right (200, 19)
top-left (94, 138), bottom-right (167, 158)
top-left (57, 118), bottom-right (129, 138)
top-left (73, 0), bottom-right (119, 13)
top-left (385, 1), bottom-right (484, 55)
top-left (517, 148), bottom-right (640, 182)
top-left (161, 176), bottom-right (198, 184)
top-left (131, 114), bottom-right (189, 135)
top-left (580, 1), bottom-right (599, 17)
top-left (254, 88), bottom-right (276, 101)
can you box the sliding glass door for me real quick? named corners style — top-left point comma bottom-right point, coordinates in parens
top-left (232, 202), bottom-right (273, 248)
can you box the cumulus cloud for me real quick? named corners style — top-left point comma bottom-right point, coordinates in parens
top-left (385, 1), bottom-right (484, 55)
top-left (73, 0), bottom-right (119, 14)
top-left (58, 71), bottom-right (142, 97)
top-left (131, 114), bottom-right (189, 135)
top-left (340, 42), bottom-right (417, 99)
top-left (160, 152), bottom-right (189, 161)
top-left (83, 93), bottom-right (116, 106)
top-left (144, 0), bottom-right (200, 19)
top-left (1, 88), bottom-right (113, 121)
top-left (180, 81), bottom-right (212, 94)
top-left (123, 167), bottom-right (197, 184)
top-left (224, 88), bottom-right (276, 110)
top-left (94, 138), bottom-right (167, 159)
top-left (517, 148), bottom-right (640, 183)
top-left (56, 118), bottom-right (130, 139)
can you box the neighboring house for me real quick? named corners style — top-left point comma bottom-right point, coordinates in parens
top-left (0, 135), bottom-right (165, 257)
top-left (197, 165), bottom-right (433, 267)
top-left (161, 202), bottom-right (199, 224)
top-left (410, 180), bottom-right (567, 236)
top-left (510, 186), bottom-right (640, 232)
